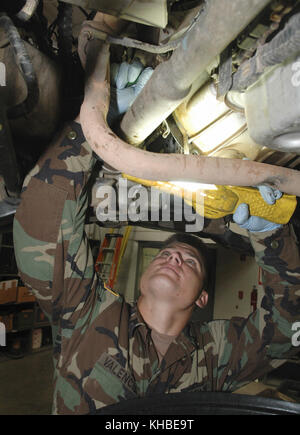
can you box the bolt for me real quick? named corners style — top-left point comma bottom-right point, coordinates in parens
top-left (68, 130), bottom-right (77, 140)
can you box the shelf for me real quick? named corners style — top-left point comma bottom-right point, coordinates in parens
top-left (1, 300), bottom-right (35, 306)
top-left (1, 298), bottom-right (51, 346)
top-left (8, 328), bottom-right (31, 333)
top-left (0, 232), bottom-right (53, 356)
top-left (0, 274), bottom-right (20, 277)
top-left (7, 323), bottom-right (50, 333)
top-left (34, 322), bottom-right (51, 328)
top-left (0, 343), bottom-right (53, 363)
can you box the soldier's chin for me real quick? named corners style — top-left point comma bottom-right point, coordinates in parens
top-left (148, 272), bottom-right (180, 294)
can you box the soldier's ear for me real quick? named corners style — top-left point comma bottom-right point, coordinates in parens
top-left (195, 290), bottom-right (208, 309)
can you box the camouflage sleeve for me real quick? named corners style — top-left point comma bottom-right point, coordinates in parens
top-left (248, 224), bottom-right (300, 355)
top-left (13, 121), bottom-right (104, 336)
top-left (206, 224), bottom-right (300, 391)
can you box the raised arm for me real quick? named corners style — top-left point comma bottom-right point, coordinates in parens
top-left (13, 121), bottom-right (99, 327)
top-left (13, 12), bottom-right (149, 342)
top-left (204, 199), bottom-right (300, 392)
top-left (249, 223), bottom-right (300, 357)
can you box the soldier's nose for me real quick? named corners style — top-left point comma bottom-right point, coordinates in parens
top-left (167, 251), bottom-right (183, 266)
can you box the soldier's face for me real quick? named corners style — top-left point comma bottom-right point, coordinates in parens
top-left (140, 243), bottom-right (208, 310)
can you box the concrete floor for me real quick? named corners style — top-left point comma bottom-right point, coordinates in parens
top-left (0, 349), bottom-right (53, 415)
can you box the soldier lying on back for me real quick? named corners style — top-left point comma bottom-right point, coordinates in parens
top-left (13, 13), bottom-right (300, 415)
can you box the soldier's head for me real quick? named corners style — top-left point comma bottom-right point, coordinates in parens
top-left (139, 233), bottom-right (209, 314)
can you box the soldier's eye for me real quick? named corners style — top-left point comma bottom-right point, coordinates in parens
top-left (160, 250), bottom-right (170, 257)
top-left (186, 258), bottom-right (196, 266)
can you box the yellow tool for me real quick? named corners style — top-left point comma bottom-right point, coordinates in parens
top-left (123, 175), bottom-right (297, 225)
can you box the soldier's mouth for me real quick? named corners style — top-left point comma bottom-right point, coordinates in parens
top-left (158, 265), bottom-right (181, 278)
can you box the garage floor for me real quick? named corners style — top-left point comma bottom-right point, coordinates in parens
top-left (0, 349), bottom-right (53, 415)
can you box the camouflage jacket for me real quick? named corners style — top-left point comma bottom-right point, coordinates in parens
top-left (13, 121), bottom-right (300, 415)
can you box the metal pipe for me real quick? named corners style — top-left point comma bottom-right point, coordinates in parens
top-left (105, 7), bottom-right (205, 54)
top-left (232, 11), bottom-right (300, 91)
top-left (0, 105), bottom-right (21, 196)
top-left (80, 42), bottom-right (300, 197)
top-left (120, 0), bottom-right (273, 146)
top-left (0, 14), bottom-right (39, 119)
top-left (16, 0), bottom-right (39, 22)
top-left (106, 34), bottom-right (180, 54)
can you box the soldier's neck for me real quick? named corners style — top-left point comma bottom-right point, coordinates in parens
top-left (137, 295), bottom-right (192, 337)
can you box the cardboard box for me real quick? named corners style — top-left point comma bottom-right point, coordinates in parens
top-left (31, 328), bottom-right (42, 350)
top-left (0, 313), bottom-right (13, 331)
top-left (35, 306), bottom-right (48, 324)
top-left (13, 309), bottom-right (34, 330)
top-left (16, 286), bottom-right (36, 303)
top-left (0, 280), bottom-right (18, 304)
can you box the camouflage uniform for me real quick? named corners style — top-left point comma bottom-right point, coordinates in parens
top-left (13, 121), bottom-right (300, 415)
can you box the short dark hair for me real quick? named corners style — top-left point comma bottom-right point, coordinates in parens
top-left (161, 233), bottom-right (210, 290)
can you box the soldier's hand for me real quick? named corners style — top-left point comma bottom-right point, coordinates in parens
top-left (107, 59), bottom-right (153, 125)
top-left (233, 186), bottom-right (283, 233)
top-left (257, 185), bottom-right (282, 205)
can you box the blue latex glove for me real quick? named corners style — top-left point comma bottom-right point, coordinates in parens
top-left (111, 58), bottom-right (146, 89)
top-left (242, 158), bottom-right (283, 205)
top-left (257, 185), bottom-right (282, 205)
top-left (108, 59), bottom-right (153, 125)
top-left (233, 186), bottom-right (283, 232)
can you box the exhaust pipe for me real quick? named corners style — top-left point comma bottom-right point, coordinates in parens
top-left (80, 43), bottom-right (300, 196)
top-left (120, 0), bottom-right (273, 146)
top-left (80, 2), bottom-right (300, 197)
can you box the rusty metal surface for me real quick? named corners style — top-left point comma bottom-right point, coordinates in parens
top-left (0, 40), bottom-right (62, 140)
top-left (120, 0), bottom-right (273, 145)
